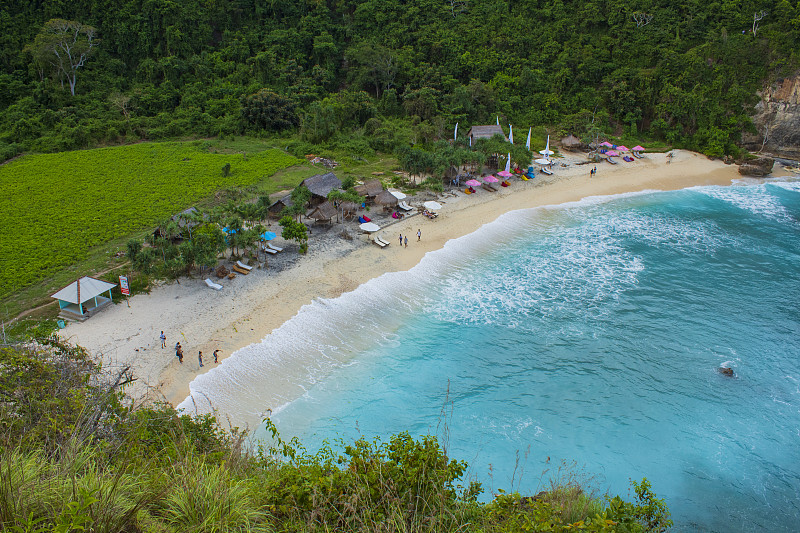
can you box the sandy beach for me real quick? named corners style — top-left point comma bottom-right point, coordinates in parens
top-left (61, 150), bottom-right (757, 409)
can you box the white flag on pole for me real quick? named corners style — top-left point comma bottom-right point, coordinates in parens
top-left (525, 128), bottom-right (531, 150)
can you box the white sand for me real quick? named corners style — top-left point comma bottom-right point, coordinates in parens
top-left (62, 150), bottom-right (745, 407)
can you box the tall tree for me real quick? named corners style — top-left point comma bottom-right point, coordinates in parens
top-left (30, 19), bottom-right (98, 96)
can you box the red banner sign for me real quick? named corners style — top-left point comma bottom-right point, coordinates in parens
top-left (119, 275), bottom-right (130, 296)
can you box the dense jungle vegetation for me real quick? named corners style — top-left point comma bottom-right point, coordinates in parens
top-left (1, 0), bottom-right (797, 163)
top-left (0, 338), bottom-right (674, 532)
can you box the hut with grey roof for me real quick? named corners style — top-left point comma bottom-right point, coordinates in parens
top-left (268, 194), bottom-right (293, 218)
top-left (301, 172), bottom-right (342, 206)
top-left (467, 125), bottom-right (508, 145)
top-left (307, 200), bottom-right (338, 224)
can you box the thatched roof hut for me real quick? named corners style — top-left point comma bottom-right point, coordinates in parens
top-left (374, 190), bottom-right (398, 207)
top-left (306, 201), bottom-right (338, 222)
top-left (301, 172), bottom-right (342, 204)
top-left (467, 125), bottom-right (507, 145)
top-left (268, 194), bottom-right (293, 218)
top-left (353, 179), bottom-right (383, 198)
top-left (561, 134), bottom-right (583, 151)
top-left (154, 206), bottom-right (203, 240)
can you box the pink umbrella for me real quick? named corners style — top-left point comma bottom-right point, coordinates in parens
top-left (497, 170), bottom-right (513, 178)
top-left (465, 179), bottom-right (481, 187)
top-left (606, 150), bottom-right (620, 157)
top-left (616, 145), bottom-right (629, 152)
top-left (600, 141), bottom-right (613, 147)
top-left (483, 175), bottom-right (499, 183)
top-left (632, 145), bottom-right (645, 152)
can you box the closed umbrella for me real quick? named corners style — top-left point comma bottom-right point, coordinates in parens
top-left (539, 135), bottom-right (554, 157)
top-left (423, 201), bottom-right (442, 210)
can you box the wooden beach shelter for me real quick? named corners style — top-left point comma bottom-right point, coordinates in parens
top-left (301, 172), bottom-right (342, 207)
top-left (353, 179), bottom-right (383, 198)
top-left (52, 276), bottom-right (117, 321)
top-left (467, 125), bottom-right (507, 146)
top-left (268, 194), bottom-right (293, 218)
top-left (560, 134), bottom-right (583, 151)
top-left (373, 190), bottom-right (398, 209)
top-left (306, 200), bottom-right (338, 224)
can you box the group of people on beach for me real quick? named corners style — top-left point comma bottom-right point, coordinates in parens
top-left (397, 229), bottom-right (421, 248)
top-left (162, 330), bottom-right (219, 369)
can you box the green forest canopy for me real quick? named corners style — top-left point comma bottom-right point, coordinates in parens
top-left (0, 0), bottom-right (797, 160)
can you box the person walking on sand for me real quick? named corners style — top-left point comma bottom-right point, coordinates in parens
top-left (213, 349), bottom-right (220, 364)
top-left (404, 235), bottom-right (408, 248)
top-left (417, 229), bottom-right (421, 241)
top-left (399, 233), bottom-right (403, 246)
top-left (175, 342), bottom-right (183, 363)
top-left (198, 351), bottom-right (204, 368)
top-left (160, 331), bottom-right (166, 348)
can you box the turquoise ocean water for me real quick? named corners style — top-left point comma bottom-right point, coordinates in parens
top-left (181, 179), bottom-right (800, 532)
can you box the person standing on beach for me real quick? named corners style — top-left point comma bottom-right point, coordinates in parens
top-left (417, 229), bottom-right (421, 241)
top-left (404, 235), bottom-right (408, 248)
top-left (399, 233), bottom-right (403, 246)
top-left (213, 349), bottom-right (220, 364)
top-left (175, 342), bottom-right (183, 363)
top-left (160, 331), bottom-right (166, 348)
top-left (198, 351), bottom-right (204, 368)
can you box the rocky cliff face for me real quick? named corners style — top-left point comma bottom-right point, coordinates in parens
top-left (743, 73), bottom-right (800, 159)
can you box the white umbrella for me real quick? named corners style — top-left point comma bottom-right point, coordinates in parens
top-left (525, 127), bottom-right (531, 150)
top-left (359, 222), bottom-right (380, 233)
top-left (539, 135), bottom-right (554, 157)
top-left (423, 201), bottom-right (442, 210)
top-left (535, 157), bottom-right (552, 166)
top-left (504, 153), bottom-right (511, 174)
top-left (454, 122), bottom-right (458, 141)
top-left (389, 190), bottom-right (406, 200)
top-left (509, 124), bottom-right (513, 144)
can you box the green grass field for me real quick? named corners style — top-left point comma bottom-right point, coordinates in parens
top-left (0, 141), bottom-right (300, 300)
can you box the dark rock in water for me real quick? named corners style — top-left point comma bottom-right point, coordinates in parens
top-left (738, 156), bottom-right (774, 176)
top-left (718, 367), bottom-right (734, 377)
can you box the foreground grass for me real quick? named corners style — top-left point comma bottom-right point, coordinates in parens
top-left (0, 340), bottom-right (673, 533)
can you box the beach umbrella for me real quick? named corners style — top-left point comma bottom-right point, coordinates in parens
top-left (632, 145), bottom-right (645, 152)
top-left (600, 141), bottom-right (613, 148)
top-left (539, 135), bottom-right (554, 156)
top-left (509, 124), bottom-right (514, 144)
top-left (465, 179), bottom-right (482, 187)
top-left (535, 157), bottom-right (552, 166)
top-left (497, 170), bottom-right (513, 178)
top-left (483, 175), bottom-right (499, 183)
top-left (606, 150), bottom-right (620, 157)
top-left (617, 145), bottom-right (629, 152)
top-left (359, 222), bottom-right (381, 233)
top-left (389, 190), bottom-right (406, 200)
top-left (525, 127), bottom-right (531, 150)
top-left (260, 231), bottom-right (276, 241)
top-left (454, 122), bottom-right (458, 141)
top-left (423, 201), bottom-right (442, 210)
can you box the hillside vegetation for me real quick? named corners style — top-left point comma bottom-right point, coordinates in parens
top-left (0, 339), bottom-right (673, 532)
top-left (1, 0), bottom-right (797, 162)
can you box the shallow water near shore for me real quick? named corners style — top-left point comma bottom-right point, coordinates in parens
top-left (184, 179), bottom-right (800, 532)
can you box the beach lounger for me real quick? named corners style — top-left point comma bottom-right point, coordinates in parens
top-left (481, 183), bottom-right (497, 192)
top-left (267, 243), bottom-right (283, 252)
top-left (232, 264), bottom-right (250, 275)
top-left (377, 235), bottom-right (391, 246)
top-left (398, 201), bottom-right (413, 211)
top-left (236, 260), bottom-right (253, 271)
top-left (372, 235), bottom-right (387, 247)
top-left (541, 167), bottom-right (553, 175)
top-left (607, 157), bottom-right (618, 165)
top-left (633, 152), bottom-right (643, 159)
top-left (263, 246), bottom-right (278, 254)
top-left (205, 278), bottom-right (223, 290)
